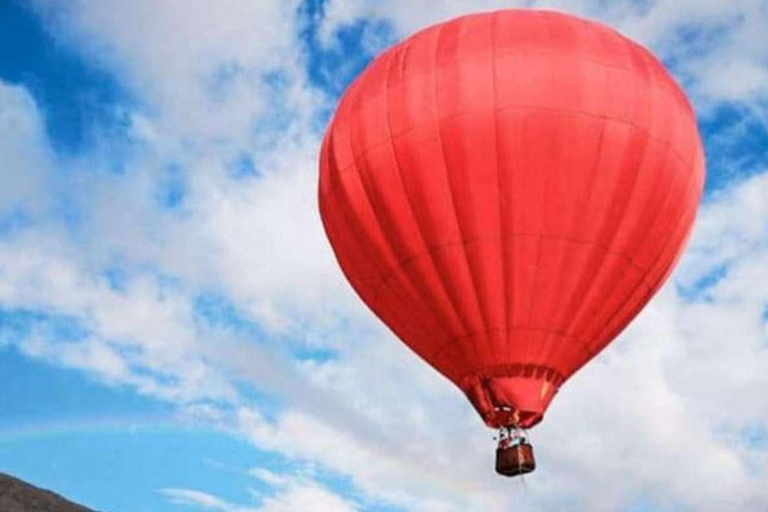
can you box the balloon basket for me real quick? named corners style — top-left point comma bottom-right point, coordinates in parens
top-left (496, 441), bottom-right (536, 477)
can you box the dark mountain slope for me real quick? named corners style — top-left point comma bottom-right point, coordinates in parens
top-left (0, 472), bottom-right (95, 512)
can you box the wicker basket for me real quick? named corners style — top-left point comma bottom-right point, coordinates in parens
top-left (496, 442), bottom-right (536, 477)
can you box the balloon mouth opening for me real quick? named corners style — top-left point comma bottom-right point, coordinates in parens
top-left (489, 406), bottom-right (542, 429)
top-left (461, 363), bottom-right (563, 429)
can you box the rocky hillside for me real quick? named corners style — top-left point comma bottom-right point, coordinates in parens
top-left (0, 472), bottom-right (95, 512)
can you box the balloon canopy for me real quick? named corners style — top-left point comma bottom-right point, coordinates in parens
top-left (318, 10), bottom-right (705, 430)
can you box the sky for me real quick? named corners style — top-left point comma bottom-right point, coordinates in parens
top-left (0, 0), bottom-right (767, 511)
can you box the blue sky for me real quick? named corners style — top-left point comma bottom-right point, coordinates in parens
top-left (1, 1), bottom-right (768, 511)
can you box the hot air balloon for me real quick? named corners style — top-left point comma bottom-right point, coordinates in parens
top-left (318, 9), bottom-right (705, 476)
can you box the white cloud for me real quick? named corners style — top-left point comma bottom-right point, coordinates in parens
top-left (161, 477), bottom-right (358, 512)
top-left (0, 81), bottom-right (51, 215)
top-left (33, 0), bottom-right (305, 142)
top-left (257, 480), bottom-right (359, 512)
top-left (248, 468), bottom-right (289, 487)
top-left (161, 488), bottom-right (252, 512)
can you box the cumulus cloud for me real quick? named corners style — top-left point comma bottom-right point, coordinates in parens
top-left (0, 81), bottom-right (52, 216)
top-left (33, 0), bottom-right (306, 141)
top-left (161, 475), bottom-right (358, 512)
top-left (257, 480), bottom-right (359, 512)
top-left (1, 1), bottom-right (767, 511)
top-left (161, 488), bottom-right (245, 512)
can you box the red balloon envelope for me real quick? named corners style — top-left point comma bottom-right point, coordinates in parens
top-left (319, 10), bottom-right (705, 432)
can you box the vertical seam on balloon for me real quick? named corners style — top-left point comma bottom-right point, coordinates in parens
top-left (583, 161), bottom-right (682, 351)
top-left (325, 129), bottom-right (411, 328)
top-left (379, 37), bottom-right (471, 357)
top-left (491, 10), bottom-right (511, 380)
top-left (586, 158), bottom-right (700, 357)
top-left (557, 29), bottom-right (650, 372)
top-left (328, 117), bottom-right (400, 325)
top-left (343, 57), bottom-right (452, 358)
top-left (482, 11), bottom-right (504, 419)
top-left (432, 20), bottom-right (488, 343)
top-left (542, 118), bottom-right (606, 371)
top-left (523, 10), bottom-right (554, 365)
top-left (377, 47), bottom-right (429, 358)
top-left (651, 164), bottom-right (704, 290)
top-left (570, 42), bottom-right (690, 370)
top-left (643, 193), bottom-right (700, 292)
top-left (326, 119), bottom-right (394, 293)
top-left (382, 46), bottom-right (463, 357)
top-left (569, 68), bottom-right (663, 373)
top-left (532, 17), bottom-right (608, 373)
top-left (345, 71), bottom-right (398, 269)
top-left (605, 203), bottom-right (697, 347)
top-left (583, 202), bottom-right (697, 371)
top-left (531, 13), bottom-right (579, 370)
top-left (576, 41), bottom-right (679, 353)
top-left (528, 11), bottom-right (565, 368)
top-left (399, 41), bottom-right (412, 79)
top-left (596, 99), bottom-right (686, 286)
